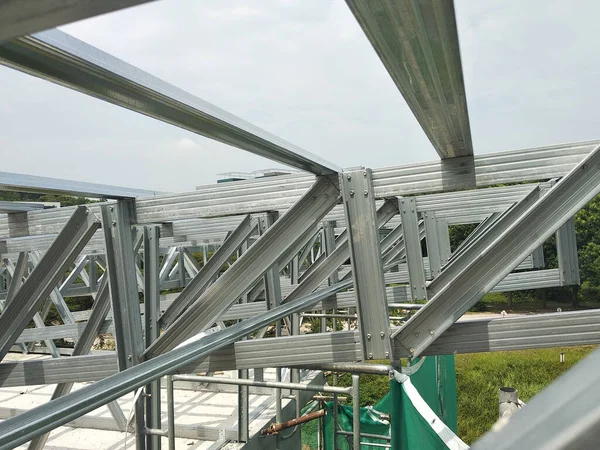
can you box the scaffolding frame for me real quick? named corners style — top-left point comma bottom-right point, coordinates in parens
top-left (1, 1), bottom-right (600, 449)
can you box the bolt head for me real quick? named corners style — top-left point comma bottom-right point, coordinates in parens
top-left (380, 332), bottom-right (385, 338)
top-left (429, 330), bottom-right (435, 335)
top-left (349, 189), bottom-right (355, 196)
top-left (363, 190), bottom-right (368, 196)
top-left (409, 348), bottom-right (415, 355)
top-left (415, 332), bottom-right (420, 338)
top-left (347, 174), bottom-right (352, 180)
top-left (368, 353), bottom-right (373, 359)
top-left (385, 352), bottom-right (390, 358)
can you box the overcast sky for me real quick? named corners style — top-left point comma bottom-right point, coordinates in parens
top-left (1, 0), bottom-right (599, 192)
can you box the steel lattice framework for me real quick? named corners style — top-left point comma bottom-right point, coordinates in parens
top-left (1, 1), bottom-right (599, 449)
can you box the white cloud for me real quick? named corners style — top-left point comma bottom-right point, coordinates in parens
top-left (0, 0), bottom-right (598, 193)
top-left (172, 137), bottom-right (201, 151)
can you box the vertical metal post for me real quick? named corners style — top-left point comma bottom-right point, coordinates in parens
top-left (144, 226), bottom-right (161, 450)
top-left (424, 211), bottom-right (442, 278)
top-left (89, 255), bottom-right (98, 293)
top-left (101, 202), bottom-right (145, 367)
top-left (317, 399), bottom-right (323, 450)
top-left (2, 253), bottom-right (29, 354)
top-left (352, 375), bottom-right (360, 450)
top-left (291, 255), bottom-right (299, 284)
top-left (101, 201), bottom-right (146, 449)
top-left (437, 218), bottom-right (451, 268)
top-left (333, 374), bottom-right (339, 450)
top-left (237, 239), bottom-right (250, 443)
top-left (557, 217), bottom-right (580, 286)
top-left (167, 375), bottom-right (175, 450)
top-left (341, 169), bottom-right (392, 360)
top-left (178, 247), bottom-right (186, 287)
top-left (531, 246), bottom-right (545, 269)
top-left (399, 197), bottom-right (428, 301)
top-left (238, 368), bottom-right (249, 442)
top-left (259, 212), bottom-right (285, 433)
top-left (323, 220), bottom-right (337, 333)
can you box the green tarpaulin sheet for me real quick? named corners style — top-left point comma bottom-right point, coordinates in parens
top-left (322, 355), bottom-right (467, 449)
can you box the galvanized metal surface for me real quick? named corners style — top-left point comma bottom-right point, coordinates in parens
top-left (346, 0), bottom-right (472, 159)
top-left (396, 144), bottom-right (600, 357)
top-left (0, 30), bottom-right (340, 176)
top-left (0, 170), bottom-right (160, 199)
top-left (0, 0), bottom-right (157, 42)
top-left (0, 4), bottom-right (598, 449)
top-left (0, 280), bottom-right (351, 449)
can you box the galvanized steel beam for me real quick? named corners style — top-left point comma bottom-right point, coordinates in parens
top-left (0, 0), bottom-right (157, 42)
top-left (0, 206), bottom-right (99, 361)
top-left (0, 170), bottom-right (160, 199)
top-left (145, 176), bottom-right (341, 357)
top-left (556, 217), bottom-right (580, 286)
top-left (143, 225), bottom-right (162, 450)
top-left (341, 169), bottom-right (392, 360)
top-left (399, 198), bottom-right (427, 300)
top-left (159, 215), bottom-right (256, 328)
top-left (0, 30), bottom-right (340, 175)
top-left (101, 202), bottom-right (145, 368)
top-left (0, 281), bottom-right (350, 449)
top-left (420, 309), bottom-right (600, 355)
top-left (371, 140), bottom-right (599, 197)
top-left (395, 144), bottom-right (600, 357)
top-left (0, 201), bottom-right (44, 213)
top-left (346, 0), bottom-right (472, 159)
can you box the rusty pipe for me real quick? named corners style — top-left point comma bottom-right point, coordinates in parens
top-left (261, 409), bottom-right (326, 435)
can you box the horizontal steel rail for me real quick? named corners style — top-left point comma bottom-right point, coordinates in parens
top-left (372, 139), bottom-right (599, 197)
top-left (0, 143), bottom-right (592, 243)
top-left (420, 310), bottom-right (600, 355)
top-left (172, 374), bottom-right (352, 395)
top-left (0, 201), bottom-right (45, 213)
top-left (4, 309), bottom-right (599, 388)
top-left (0, 30), bottom-right (340, 176)
top-left (0, 170), bottom-right (161, 199)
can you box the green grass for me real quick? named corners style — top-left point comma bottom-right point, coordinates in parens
top-left (455, 345), bottom-right (597, 444)
top-left (303, 346), bottom-right (598, 448)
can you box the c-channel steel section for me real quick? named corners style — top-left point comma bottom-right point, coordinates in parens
top-left (0, 29), bottom-right (340, 176)
top-left (340, 169), bottom-right (392, 360)
top-left (396, 144), bottom-right (600, 357)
